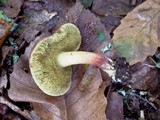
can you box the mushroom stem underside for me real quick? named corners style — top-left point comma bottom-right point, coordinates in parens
top-left (57, 51), bottom-right (115, 77)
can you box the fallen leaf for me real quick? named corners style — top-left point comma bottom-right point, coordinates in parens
top-left (0, 103), bottom-right (9, 117)
top-left (92, 0), bottom-right (142, 34)
top-left (31, 103), bottom-right (61, 120)
top-left (23, 1), bottom-right (44, 11)
top-left (130, 58), bottom-right (159, 90)
top-left (0, 0), bottom-right (24, 18)
top-left (101, 15), bottom-right (121, 33)
top-left (149, 84), bottom-right (160, 105)
top-left (66, 1), bottom-right (111, 53)
top-left (66, 67), bottom-right (107, 120)
top-left (78, 65), bottom-right (98, 92)
top-left (0, 19), bottom-right (13, 46)
top-left (15, 0), bottom-right (71, 45)
top-left (42, 0), bottom-right (73, 13)
top-left (0, 75), bottom-right (7, 93)
top-left (80, 0), bottom-right (94, 8)
top-left (0, 95), bottom-right (39, 120)
top-left (0, 76), bottom-right (37, 119)
top-left (92, 0), bottom-right (131, 16)
top-left (112, 0), bottom-right (160, 65)
top-left (24, 0), bottom-right (73, 12)
top-left (25, 9), bottom-right (57, 25)
top-left (106, 92), bottom-right (124, 120)
top-left (0, 102), bottom-right (34, 120)
top-left (16, 9), bottom-right (57, 44)
top-left (0, 46), bottom-right (11, 67)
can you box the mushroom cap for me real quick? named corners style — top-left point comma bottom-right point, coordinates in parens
top-left (29, 23), bottom-right (81, 96)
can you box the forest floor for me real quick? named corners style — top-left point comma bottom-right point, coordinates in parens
top-left (0, 0), bottom-right (160, 120)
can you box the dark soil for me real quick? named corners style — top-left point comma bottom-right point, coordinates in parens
top-left (107, 56), bottom-right (160, 120)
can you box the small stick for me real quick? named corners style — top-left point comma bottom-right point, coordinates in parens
top-left (130, 92), bottom-right (157, 110)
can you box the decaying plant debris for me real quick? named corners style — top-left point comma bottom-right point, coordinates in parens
top-left (0, 0), bottom-right (159, 120)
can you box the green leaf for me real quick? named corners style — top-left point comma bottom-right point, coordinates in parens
top-left (0, 0), bottom-right (6, 3)
top-left (12, 54), bottom-right (19, 63)
top-left (112, 0), bottom-right (160, 65)
top-left (0, 10), bottom-right (12, 22)
top-left (97, 30), bottom-right (106, 43)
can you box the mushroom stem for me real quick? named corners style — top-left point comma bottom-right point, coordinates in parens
top-left (57, 51), bottom-right (115, 76)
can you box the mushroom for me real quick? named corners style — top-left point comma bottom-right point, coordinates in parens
top-left (29, 23), bottom-right (115, 96)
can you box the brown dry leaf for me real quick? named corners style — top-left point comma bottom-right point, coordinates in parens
top-left (0, 19), bottom-right (13, 46)
top-left (23, 1), bottom-right (44, 11)
top-left (17, 9), bottom-right (57, 44)
top-left (16, 0), bottom-right (73, 45)
top-left (92, 0), bottom-right (131, 16)
top-left (0, 46), bottom-right (11, 67)
top-left (42, 0), bottom-right (74, 12)
top-left (65, 68), bottom-right (107, 120)
top-left (24, 0), bottom-right (74, 12)
top-left (0, 76), bottom-right (39, 120)
top-left (129, 63), bottom-right (159, 90)
top-left (101, 15), bottom-right (122, 33)
top-left (0, 75), bottom-right (7, 93)
top-left (0, 103), bottom-right (9, 118)
top-left (31, 103), bottom-right (63, 120)
top-left (106, 92), bottom-right (123, 120)
top-left (66, 1), bottom-right (111, 53)
top-left (1, 0), bottom-right (24, 18)
top-left (112, 0), bottom-right (160, 65)
top-left (0, 103), bottom-right (28, 120)
top-left (130, 59), bottom-right (159, 90)
top-left (66, 1), bottom-right (115, 60)
top-left (91, 0), bottom-right (132, 35)
top-left (0, 95), bottom-right (40, 120)
top-left (149, 84), bottom-right (160, 105)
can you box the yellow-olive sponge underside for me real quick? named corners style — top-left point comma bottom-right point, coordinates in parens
top-left (29, 23), bottom-right (81, 96)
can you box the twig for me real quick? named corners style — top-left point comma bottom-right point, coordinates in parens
top-left (130, 92), bottom-right (157, 110)
top-left (0, 96), bottom-right (40, 120)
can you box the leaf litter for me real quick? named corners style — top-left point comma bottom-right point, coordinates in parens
top-left (0, 0), bottom-right (160, 120)
top-left (112, 0), bottom-right (160, 65)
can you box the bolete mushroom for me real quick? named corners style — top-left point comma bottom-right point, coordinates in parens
top-left (29, 23), bottom-right (115, 96)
